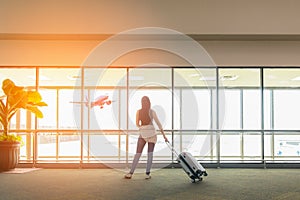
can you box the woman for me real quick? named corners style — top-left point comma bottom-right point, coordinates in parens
top-left (124, 96), bottom-right (168, 179)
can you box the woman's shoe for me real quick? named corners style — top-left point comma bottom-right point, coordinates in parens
top-left (124, 173), bottom-right (132, 179)
top-left (145, 174), bottom-right (151, 179)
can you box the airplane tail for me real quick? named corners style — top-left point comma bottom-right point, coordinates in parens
top-left (85, 96), bottom-right (90, 107)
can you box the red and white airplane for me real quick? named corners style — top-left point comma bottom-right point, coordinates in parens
top-left (70, 95), bottom-right (113, 109)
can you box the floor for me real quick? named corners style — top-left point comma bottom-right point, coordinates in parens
top-left (0, 168), bottom-right (300, 200)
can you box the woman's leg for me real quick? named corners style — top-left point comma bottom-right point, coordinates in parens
top-left (129, 137), bottom-right (146, 174)
top-left (146, 142), bottom-right (155, 175)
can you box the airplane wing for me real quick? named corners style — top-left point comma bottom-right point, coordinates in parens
top-left (94, 95), bottom-right (108, 101)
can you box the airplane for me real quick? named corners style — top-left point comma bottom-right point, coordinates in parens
top-left (70, 95), bottom-right (113, 109)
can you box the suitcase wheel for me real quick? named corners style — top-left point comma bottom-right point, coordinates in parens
top-left (191, 177), bottom-right (202, 183)
top-left (203, 172), bottom-right (208, 176)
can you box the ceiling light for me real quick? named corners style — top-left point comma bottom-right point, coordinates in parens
top-left (220, 75), bottom-right (238, 81)
top-left (199, 76), bottom-right (216, 81)
top-left (67, 75), bottom-right (81, 81)
top-left (189, 73), bottom-right (200, 77)
top-left (28, 75), bottom-right (51, 81)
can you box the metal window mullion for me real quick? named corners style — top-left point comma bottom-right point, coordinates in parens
top-left (126, 68), bottom-right (129, 167)
top-left (118, 88), bottom-right (121, 161)
top-left (87, 89), bottom-right (91, 161)
top-left (179, 88), bottom-right (183, 154)
top-left (260, 68), bottom-right (265, 167)
top-left (209, 88), bottom-right (214, 160)
top-left (56, 89), bottom-right (59, 161)
top-left (216, 67), bottom-right (220, 167)
top-left (80, 67), bottom-right (84, 166)
top-left (33, 67), bottom-right (39, 166)
top-left (171, 68), bottom-right (175, 164)
top-left (270, 89), bottom-right (274, 159)
top-left (240, 89), bottom-right (244, 160)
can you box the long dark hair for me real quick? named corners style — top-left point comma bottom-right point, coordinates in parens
top-left (139, 96), bottom-right (152, 125)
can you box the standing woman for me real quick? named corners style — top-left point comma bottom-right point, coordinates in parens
top-left (125, 96), bottom-right (168, 179)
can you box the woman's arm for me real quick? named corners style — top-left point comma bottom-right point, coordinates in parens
top-left (152, 110), bottom-right (168, 142)
top-left (136, 110), bottom-right (141, 128)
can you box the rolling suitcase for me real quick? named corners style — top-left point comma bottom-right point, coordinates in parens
top-left (166, 141), bottom-right (208, 183)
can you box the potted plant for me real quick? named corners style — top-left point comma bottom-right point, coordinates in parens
top-left (0, 79), bottom-right (47, 171)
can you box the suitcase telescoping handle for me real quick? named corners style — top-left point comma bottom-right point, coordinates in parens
top-left (166, 141), bottom-right (179, 158)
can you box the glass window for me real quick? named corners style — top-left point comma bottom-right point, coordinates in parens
top-left (264, 90), bottom-right (272, 130)
top-left (274, 134), bottom-right (300, 158)
top-left (273, 90), bottom-right (300, 130)
top-left (58, 89), bottom-right (79, 129)
top-left (84, 68), bottom-right (126, 87)
top-left (264, 69), bottom-right (300, 130)
top-left (222, 89), bottom-right (241, 129)
top-left (89, 89), bottom-right (118, 130)
top-left (128, 89), bottom-right (172, 130)
top-left (58, 134), bottom-right (81, 159)
top-left (243, 133), bottom-right (261, 159)
top-left (38, 90), bottom-right (57, 129)
top-left (39, 68), bottom-right (81, 87)
top-left (128, 68), bottom-right (172, 130)
top-left (219, 68), bottom-right (261, 130)
top-left (37, 132), bottom-right (57, 160)
top-left (5, 66), bottom-right (300, 164)
top-left (0, 67), bottom-right (36, 88)
top-left (174, 68), bottom-right (215, 130)
top-left (243, 90), bottom-right (261, 129)
top-left (220, 134), bottom-right (240, 159)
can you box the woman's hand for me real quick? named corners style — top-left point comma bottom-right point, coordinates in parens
top-left (164, 136), bottom-right (169, 143)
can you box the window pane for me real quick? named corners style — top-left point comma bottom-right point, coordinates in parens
top-left (89, 89), bottom-right (118, 130)
top-left (264, 90), bottom-right (272, 130)
top-left (175, 133), bottom-right (213, 160)
top-left (128, 89), bottom-right (172, 130)
top-left (243, 90), bottom-right (261, 129)
top-left (59, 89), bottom-right (79, 129)
top-left (265, 133), bottom-right (300, 161)
top-left (39, 68), bottom-right (81, 87)
top-left (275, 135), bottom-right (300, 158)
top-left (264, 69), bottom-right (300, 130)
top-left (222, 90), bottom-right (240, 129)
top-left (128, 68), bottom-right (172, 130)
top-left (19, 133), bottom-right (33, 162)
top-left (37, 133), bottom-right (57, 160)
top-left (38, 90), bottom-right (57, 129)
top-left (220, 134), bottom-right (240, 159)
top-left (0, 67), bottom-right (36, 87)
top-left (84, 68), bottom-right (126, 130)
top-left (243, 133), bottom-right (261, 159)
top-left (174, 68), bottom-right (216, 130)
top-left (264, 69), bottom-right (300, 88)
top-left (181, 89), bottom-right (211, 129)
top-left (84, 68), bottom-right (126, 87)
top-left (273, 90), bottom-right (300, 129)
top-left (59, 134), bottom-right (80, 159)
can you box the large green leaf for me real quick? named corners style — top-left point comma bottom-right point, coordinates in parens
top-left (1, 79), bottom-right (47, 125)
top-left (8, 90), bottom-right (27, 109)
top-left (35, 102), bottom-right (48, 107)
top-left (27, 91), bottom-right (42, 103)
top-left (2, 79), bottom-right (23, 96)
top-left (26, 106), bottom-right (44, 118)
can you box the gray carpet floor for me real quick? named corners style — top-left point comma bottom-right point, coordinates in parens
top-left (0, 168), bottom-right (300, 200)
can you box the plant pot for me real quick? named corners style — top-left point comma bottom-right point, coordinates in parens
top-left (0, 141), bottom-right (21, 171)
